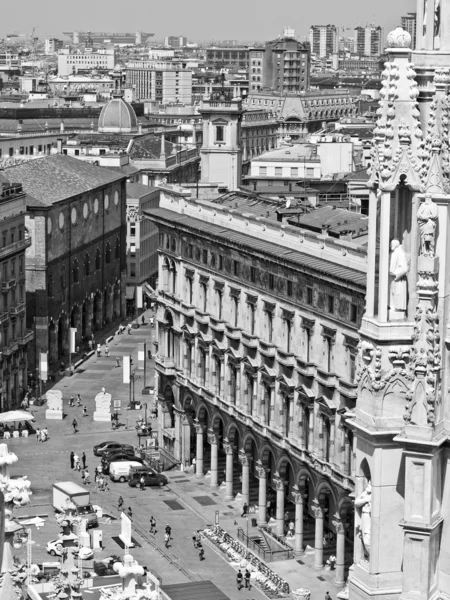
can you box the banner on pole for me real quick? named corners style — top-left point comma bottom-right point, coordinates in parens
top-left (40, 352), bottom-right (48, 382)
top-left (136, 285), bottom-right (143, 309)
top-left (138, 343), bottom-right (145, 368)
top-left (123, 356), bottom-right (131, 384)
top-left (69, 328), bottom-right (77, 354)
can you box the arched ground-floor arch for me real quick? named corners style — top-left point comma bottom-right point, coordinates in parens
top-left (157, 376), bottom-right (354, 582)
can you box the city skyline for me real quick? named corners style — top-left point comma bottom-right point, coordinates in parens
top-left (3, 0), bottom-right (416, 42)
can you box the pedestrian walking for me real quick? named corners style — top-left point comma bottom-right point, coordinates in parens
top-left (140, 475), bottom-right (145, 491)
top-left (127, 507), bottom-right (133, 519)
top-left (94, 467), bottom-right (99, 483)
top-left (70, 452), bottom-right (75, 469)
top-left (97, 475), bottom-right (104, 490)
top-left (36, 428), bottom-right (41, 442)
top-left (81, 471), bottom-right (86, 485)
top-left (241, 503), bottom-right (248, 518)
top-left (74, 454), bottom-right (80, 471)
top-left (236, 570), bottom-right (243, 591)
top-left (101, 386), bottom-right (106, 395)
top-left (141, 314), bottom-right (145, 325)
top-left (127, 324), bottom-right (132, 335)
top-left (244, 569), bottom-right (251, 589)
top-left (97, 344), bottom-right (101, 357)
top-left (164, 532), bottom-right (170, 548)
top-left (144, 301), bottom-right (148, 311)
top-left (101, 475), bottom-right (109, 491)
top-left (88, 339), bottom-right (93, 351)
top-left (325, 593), bottom-right (332, 600)
top-left (149, 516), bottom-right (156, 533)
top-left (69, 395), bottom-right (74, 407)
top-left (82, 452), bottom-right (87, 469)
top-left (150, 316), bottom-right (154, 327)
top-left (83, 405), bottom-right (88, 417)
top-left (72, 418), bottom-right (78, 434)
top-left (199, 545), bottom-right (205, 561)
top-left (105, 345), bottom-right (110, 357)
top-left (118, 496), bottom-right (124, 512)
top-left (165, 524), bottom-right (172, 538)
top-left (116, 357), bottom-right (120, 368)
top-left (77, 394), bottom-right (82, 406)
top-left (84, 469), bottom-right (91, 484)
top-left (41, 427), bottom-right (48, 442)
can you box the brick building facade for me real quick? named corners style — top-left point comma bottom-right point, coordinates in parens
top-left (5, 155), bottom-right (127, 371)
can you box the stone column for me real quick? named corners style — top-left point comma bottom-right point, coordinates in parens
top-left (256, 461), bottom-right (268, 527)
top-left (313, 502), bottom-right (324, 568)
top-left (194, 422), bottom-right (204, 478)
top-left (365, 189), bottom-right (378, 317)
top-left (333, 517), bottom-right (346, 585)
top-left (292, 485), bottom-right (305, 555)
top-left (208, 430), bottom-right (218, 489)
top-left (223, 442), bottom-right (234, 501)
top-left (378, 191), bottom-right (391, 322)
top-left (239, 451), bottom-right (250, 506)
top-left (273, 476), bottom-right (285, 536)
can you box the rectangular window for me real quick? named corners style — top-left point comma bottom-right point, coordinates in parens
top-left (259, 166), bottom-right (267, 176)
top-left (306, 287), bottom-right (313, 305)
top-left (267, 312), bottom-right (273, 343)
top-left (287, 280), bottom-right (293, 297)
top-left (250, 266), bottom-right (256, 283)
top-left (350, 303), bottom-right (358, 323)
top-left (233, 260), bottom-right (240, 276)
top-left (275, 166), bottom-right (282, 177)
top-left (306, 167), bottom-right (314, 177)
top-left (328, 295), bottom-right (334, 314)
top-left (218, 255), bottom-right (223, 271)
top-left (290, 167), bottom-right (298, 177)
top-left (202, 249), bottom-right (208, 264)
top-left (188, 243), bottom-right (193, 259)
top-left (130, 262), bottom-right (136, 277)
top-left (11, 260), bottom-right (15, 277)
top-left (349, 351), bottom-right (356, 382)
top-left (130, 225), bottom-right (136, 237)
top-left (249, 303), bottom-right (256, 335)
top-left (268, 274), bottom-right (274, 290)
top-left (216, 125), bottom-right (224, 143)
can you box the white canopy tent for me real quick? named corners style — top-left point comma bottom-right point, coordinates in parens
top-left (0, 411), bottom-right (35, 423)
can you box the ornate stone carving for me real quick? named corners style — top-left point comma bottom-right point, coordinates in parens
top-left (417, 195), bottom-right (438, 257)
top-left (223, 441), bottom-right (233, 455)
top-left (193, 421), bottom-right (204, 435)
top-left (272, 476), bottom-right (286, 492)
top-left (389, 239), bottom-right (409, 317)
top-left (311, 503), bottom-right (324, 519)
top-left (386, 27), bottom-right (411, 48)
top-left (238, 451), bottom-right (250, 467)
top-left (255, 461), bottom-right (268, 479)
top-left (355, 483), bottom-right (372, 561)
top-left (207, 430), bottom-right (218, 445)
top-left (332, 518), bottom-right (345, 535)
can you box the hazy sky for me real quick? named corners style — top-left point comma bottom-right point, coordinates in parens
top-left (3, 0), bottom-right (416, 41)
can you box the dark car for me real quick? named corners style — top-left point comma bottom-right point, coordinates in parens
top-left (93, 441), bottom-right (134, 457)
top-left (128, 466), bottom-right (168, 488)
top-left (101, 453), bottom-right (144, 473)
top-left (94, 555), bottom-right (121, 577)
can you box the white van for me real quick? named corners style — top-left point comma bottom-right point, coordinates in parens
top-left (109, 461), bottom-right (143, 483)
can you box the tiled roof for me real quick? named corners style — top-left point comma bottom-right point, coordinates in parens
top-left (130, 135), bottom-right (176, 160)
top-left (3, 154), bottom-right (125, 206)
top-left (294, 205), bottom-right (368, 235)
top-left (149, 207), bottom-right (366, 288)
top-left (126, 182), bottom-right (159, 199)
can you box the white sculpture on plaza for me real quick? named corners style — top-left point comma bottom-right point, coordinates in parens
top-left (389, 239), bottom-right (409, 317)
top-left (355, 483), bottom-right (372, 561)
top-left (98, 554), bottom-right (158, 600)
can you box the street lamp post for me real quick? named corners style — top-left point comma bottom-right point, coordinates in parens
top-left (144, 402), bottom-right (148, 424)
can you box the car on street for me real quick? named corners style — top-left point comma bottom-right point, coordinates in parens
top-left (128, 466), bottom-right (168, 488)
top-left (101, 453), bottom-right (144, 473)
top-left (93, 441), bottom-right (134, 457)
top-left (46, 539), bottom-right (65, 557)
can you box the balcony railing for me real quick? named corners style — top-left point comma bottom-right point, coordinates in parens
top-left (18, 330), bottom-right (33, 346)
top-left (155, 355), bottom-right (177, 376)
top-left (241, 331), bottom-right (258, 348)
top-left (9, 302), bottom-right (25, 316)
top-left (0, 237), bottom-right (31, 262)
top-left (2, 278), bottom-right (16, 291)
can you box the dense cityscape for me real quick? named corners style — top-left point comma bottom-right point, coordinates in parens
top-left (0, 2), bottom-right (445, 600)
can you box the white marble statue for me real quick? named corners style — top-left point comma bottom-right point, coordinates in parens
top-left (417, 195), bottom-right (438, 257)
top-left (355, 483), bottom-right (372, 561)
top-left (389, 239), bottom-right (409, 314)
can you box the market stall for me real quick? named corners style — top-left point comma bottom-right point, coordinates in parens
top-left (0, 411), bottom-right (36, 438)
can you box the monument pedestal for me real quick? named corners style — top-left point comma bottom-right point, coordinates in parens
top-left (45, 409), bottom-right (63, 420)
top-left (93, 412), bottom-right (111, 422)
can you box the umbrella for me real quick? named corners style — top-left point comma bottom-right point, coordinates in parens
top-left (0, 411), bottom-right (35, 423)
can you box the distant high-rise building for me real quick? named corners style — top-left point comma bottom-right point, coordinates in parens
top-left (355, 25), bottom-right (383, 56)
top-left (401, 12), bottom-right (417, 49)
top-left (309, 25), bottom-right (338, 58)
top-left (261, 28), bottom-right (310, 93)
top-left (125, 64), bottom-right (192, 103)
top-left (164, 36), bottom-right (187, 48)
top-left (45, 38), bottom-right (64, 55)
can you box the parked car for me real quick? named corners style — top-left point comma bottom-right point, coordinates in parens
top-left (72, 546), bottom-right (94, 560)
top-left (102, 453), bottom-right (143, 473)
top-left (101, 448), bottom-right (136, 464)
top-left (46, 539), bottom-right (65, 557)
top-left (128, 466), bottom-right (168, 488)
top-left (93, 441), bottom-right (134, 457)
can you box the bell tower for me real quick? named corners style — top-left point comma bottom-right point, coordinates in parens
top-left (349, 19), bottom-right (450, 600)
top-left (198, 87), bottom-right (245, 191)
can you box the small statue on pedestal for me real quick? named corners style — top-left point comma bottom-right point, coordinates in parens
top-left (417, 194), bottom-right (438, 257)
top-left (389, 239), bottom-right (409, 319)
